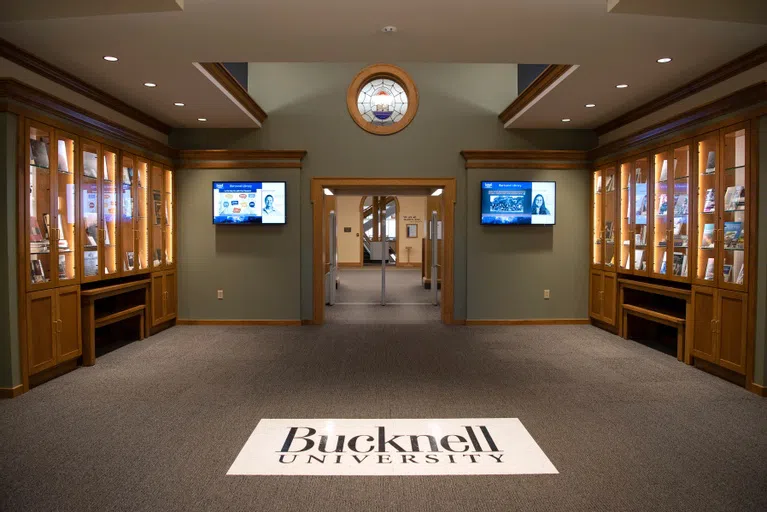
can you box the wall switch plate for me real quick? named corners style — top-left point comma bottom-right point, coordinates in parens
top-left (544, 289), bottom-right (550, 299)
top-left (217, 290), bottom-right (224, 300)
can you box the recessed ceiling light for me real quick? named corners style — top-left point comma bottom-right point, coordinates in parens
top-left (381, 25), bottom-right (397, 33)
top-left (585, 103), bottom-right (596, 108)
top-left (656, 57), bottom-right (672, 63)
top-left (198, 118), bottom-right (207, 122)
top-left (103, 56), bottom-right (118, 62)
top-left (561, 118), bottom-right (571, 122)
top-left (174, 102), bottom-right (185, 107)
top-left (616, 84), bottom-right (628, 89)
top-left (143, 82), bottom-right (157, 88)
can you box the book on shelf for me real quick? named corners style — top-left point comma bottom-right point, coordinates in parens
top-left (83, 152), bottom-right (98, 178)
top-left (57, 140), bottom-right (69, 173)
top-left (103, 155), bottom-right (110, 181)
top-left (30, 139), bottom-right (50, 168)
top-left (700, 224), bottom-right (715, 248)
top-left (623, 251), bottom-right (631, 270)
top-left (673, 217), bottom-right (686, 236)
top-left (702, 189), bottom-right (715, 213)
top-left (723, 221), bottom-right (743, 250)
top-left (153, 191), bottom-right (162, 225)
top-left (673, 194), bottom-right (688, 216)
top-left (83, 251), bottom-right (98, 277)
top-left (30, 216), bottom-right (44, 242)
top-left (605, 174), bottom-right (614, 193)
top-left (681, 254), bottom-right (688, 277)
top-left (672, 252), bottom-right (685, 276)
top-left (705, 151), bottom-right (716, 174)
top-left (656, 194), bottom-right (668, 216)
top-left (58, 254), bottom-right (67, 279)
top-left (153, 248), bottom-right (162, 266)
top-left (137, 169), bottom-right (143, 188)
top-left (30, 259), bottom-right (46, 283)
top-left (57, 216), bottom-right (68, 249)
top-left (704, 258), bottom-right (715, 281)
top-left (595, 175), bottom-right (602, 194)
top-left (660, 252), bottom-right (667, 274)
top-left (736, 264), bottom-right (744, 285)
top-left (122, 166), bottom-right (133, 186)
top-left (125, 251), bottom-right (135, 271)
top-left (736, 227), bottom-right (744, 248)
top-left (604, 220), bottom-right (614, 242)
top-left (633, 225), bottom-right (647, 246)
top-left (723, 264), bottom-right (733, 282)
top-left (42, 213), bottom-right (51, 240)
top-left (673, 235), bottom-right (688, 248)
top-left (659, 159), bottom-right (668, 182)
top-left (724, 185), bottom-right (745, 211)
top-left (634, 249), bottom-right (644, 271)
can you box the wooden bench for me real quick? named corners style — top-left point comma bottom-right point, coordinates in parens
top-left (618, 279), bottom-right (692, 363)
top-left (81, 279), bottom-right (151, 366)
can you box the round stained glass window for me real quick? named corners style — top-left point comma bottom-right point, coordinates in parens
top-left (347, 64), bottom-right (418, 135)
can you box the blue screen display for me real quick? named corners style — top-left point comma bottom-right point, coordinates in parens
top-left (480, 181), bottom-right (556, 225)
top-left (212, 182), bottom-right (286, 225)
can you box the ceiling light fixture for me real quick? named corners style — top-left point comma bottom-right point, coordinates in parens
top-left (144, 82), bottom-right (157, 88)
top-left (103, 56), bottom-right (118, 62)
top-left (656, 57), bottom-right (672, 63)
top-left (561, 118), bottom-right (571, 122)
top-left (323, 188), bottom-right (334, 196)
top-left (174, 102), bottom-right (185, 107)
top-left (198, 118), bottom-right (207, 122)
top-left (616, 84), bottom-right (628, 89)
top-left (431, 188), bottom-right (443, 196)
top-left (585, 104), bottom-right (596, 108)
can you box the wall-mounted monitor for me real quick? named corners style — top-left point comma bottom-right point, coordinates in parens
top-left (480, 181), bottom-right (556, 225)
top-left (212, 181), bottom-right (286, 225)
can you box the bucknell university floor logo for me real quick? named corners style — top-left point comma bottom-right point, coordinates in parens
top-left (228, 419), bottom-right (558, 476)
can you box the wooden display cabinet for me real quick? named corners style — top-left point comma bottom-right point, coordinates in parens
top-left (120, 154), bottom-right (151, 276)
top-left (632, 156), bottom-right (651, 276)
top-left (151, 270), bottom-right (177, 327)
top-left (691, 286), bottom-right (747, 375)
top-left (617, 161), bottom-right (633, 273)
top-left (589, 270), bottom-right (617, 326)
top-left (591, 169), bottom-right (604, 268)
top-left (25, 285), bottom-right (81, 376)
top-left (150, 163), bottom-right (165, 270)
top-left (163, 166), bottom-right (175, 268)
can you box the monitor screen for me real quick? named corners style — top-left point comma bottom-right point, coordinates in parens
top-left (212, 181), bottom-right (286, 225)
top-left (480, 181), bottom-right (556, 225)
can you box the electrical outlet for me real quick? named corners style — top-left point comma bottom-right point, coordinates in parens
top-left (217, 289), bottom-right (224, 300)
top-left (543, 289), bottom-right (550, 300)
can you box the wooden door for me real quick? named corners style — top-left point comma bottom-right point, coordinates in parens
top-left (717, 290), bottom-right (747, 374)
top-left (602, 272), bottom-right (617, 326)
top-left (56, 285), bottom-right (82, 362)
top-left (26, 290), bottom-right (57, 375)
top-left (151, 272), bottom-right (165, 326)
top-left (691, 286), bottom-right (717, 363)
top-left (589, 270), bottom-right (603, 321)
top-left (164, 271), bottom-right (177, 321)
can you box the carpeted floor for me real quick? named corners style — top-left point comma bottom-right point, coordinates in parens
top-left (1, 323), bottom-right (766, 512)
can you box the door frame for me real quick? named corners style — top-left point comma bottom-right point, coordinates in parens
top-left (311, 177), bottom-right (456, 325)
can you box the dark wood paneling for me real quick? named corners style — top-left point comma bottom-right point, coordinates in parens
top-left (595, 44), bottom-right (767, 136)
top-left (691, 286), bottom-right (717, 363)
top-left (589, 270), bottom-right (603, 320)
top-left (151, 273), bottom-right (164, 326)
top-left (602, 272), bottom-right (617, 326)
top-left (26, 290), bottom-right (56, 375)
top-left (718, 290), bottom-right (747, 375)
top-left (0, 38), bottom-right (170, 134)
top-left (499, 65), bottom-right (574, 124)
top-left (165, 271), bottom-right (177, 321)
top-left (197, 63), bottom-right (268, 123)
top-left (56, 285), bottom-right (81, 362)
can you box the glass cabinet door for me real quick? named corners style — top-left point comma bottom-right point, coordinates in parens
top-left (27, 122), bottom-right (54, 288)
top-left (163, 167), bottom-right (174, 267)
top-left (591, 169), bottom-right (603, 268)
top-left (603, 165), bottom-right (617, 271)
top-left (619, 161), bottom-right (633, 272)
top-left (121, 155), bottom-right (136, 274)
top-left (720, 125), bottom-right (748, 290)
top-left (671, 143), bottom-right (691, 280)
top-left (136, 159), bottom-right (150, 272)
top-left (695, 134), bottom-right (719, 285)
top-left (633, 157), bottom-right (650, 275)
top-left (103, 148), bottom-right (119, 277)
top-left (651, 150), bottom-right (671, 278)
top-left (150, 163), bottom-right (164, 269)
top-left (54, 132), bottom-right (78, 284)
top-left (80, 141), bottom-right (101, 283)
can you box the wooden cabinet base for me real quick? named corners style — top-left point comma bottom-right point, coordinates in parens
top-left (29, 359), bottom-right (79, 388)
top-left (693, 358), bottom-right (746, 388)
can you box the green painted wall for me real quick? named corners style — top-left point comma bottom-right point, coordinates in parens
top-left (176, 168), bottom-right (301, 320)
top-left (755, 115), bottom-right (767, 386)
top-left (171, 63), bottom-right (597, 322)
top-left (0, 112), bottom-right (21, 388)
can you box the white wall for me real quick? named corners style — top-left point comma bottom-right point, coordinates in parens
top-left (397, 196), bottom-right (427, 265)
top-left (335, 196), bottom-right (361, 264)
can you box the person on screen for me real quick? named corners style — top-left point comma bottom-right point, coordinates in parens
top-left (263, 194), bottom-right (279, 215)
top-left (531, 194), bottom-right (550, 215)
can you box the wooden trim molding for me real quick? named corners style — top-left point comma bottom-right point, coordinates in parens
top-left (749, 383), bottom-right (767, 397)
top-left (0, 384), bottom-right (24, 399)
top-left (0, 37), bottom-right (171, 134)
top-left (499, 65), bottom-right (576, 125)
top-left (466, 319), bottom-right (590, 326)
top-left (595, 44), bottom-right (767, 136)
top-left (195, 63), bottom-right (268, 125)
top-left (177, 149), bottom-right (307, 169)
top-left (346, 64), bottom-right (419, 136)
top-left (176, 319), bottom-right (301, 326)
top-left (589, 82), bottom-right (767, 163)
top-left (461, 149), bottom-right (591, 170)
top-left (0, 78), bottom-right (175, 159)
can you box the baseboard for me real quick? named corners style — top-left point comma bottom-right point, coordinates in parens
top-left (0, 384), bottom-right (24, 399)
top-left (177, 319), bottom-right (302, 326)
top-left (465, 319), bottom-right (590, 326)
top-left (29, 359), bottom-right (79, 388)
top-left (749, 382), bottom-right (767, 397)
top-left (396, 262), bottom-right (421, 268)
top-left (338, 262), bottom-right (363, 268)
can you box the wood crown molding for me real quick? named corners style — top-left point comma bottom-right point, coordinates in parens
top-left (197, 63), bottom-right (268, 124)
top-left (0, 78), bottom-right (175, 159)
top-left (595, 44), bottom-right (767, 136)
top-left (589, 81), bottom-right (767, 163)
top-left (499, 65), bottom-right (574, 124)
top-left (0, 37), bottom-right (171, 135)
top-left (461, 150), bottom-right (591, 169)
top-left (177, 149), bottom-right (307, 169)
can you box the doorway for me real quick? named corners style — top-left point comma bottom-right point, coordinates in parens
top-left (311, 178), bottom-right (456, 325)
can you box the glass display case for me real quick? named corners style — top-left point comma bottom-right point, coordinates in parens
top-left (103, 147), bottom-right (119, 277)
top-left (121, 154), bottom-right (136, 274)
top-left (163, 166), bottom-right (174, 267)
top-left (591, 169), bottom-right (603, 268)
top-left (80, 140), bottom-right (101, 283)
top-left (720, 125), bottom-right (748, 291)
top-left (695, 133), bottom-right (719, 286)
top-left (670, 143), bottom-right (691, 281)
top-left (136, 158), bottom-right (150, 272)
top-left (27, 121), bottom-right (54, 289)
top-left (150, 163), bottom-right (164, 269)
top-left (618, 161), bottom-right (633, 273)
top-left (55, 132), bottom-right (78, 284)
top-left (633, 156), bottom-right (650, 275)
top-left (603, 165), bottom-right (617, 270)
top-left (651, 149), bottom-right (671, 279)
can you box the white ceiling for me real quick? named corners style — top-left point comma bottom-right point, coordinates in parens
top-left (0, 0), bottom-right (764, 130)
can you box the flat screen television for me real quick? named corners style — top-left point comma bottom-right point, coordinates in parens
top-left (480, 181), bottom-right (556, 225)
top-left (212, 181), bottom-right (286, 225)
